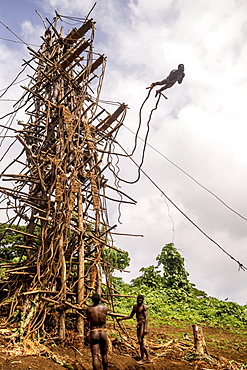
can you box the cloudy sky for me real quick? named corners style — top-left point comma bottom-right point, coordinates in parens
top-left (1, 0), bottom-right (247, 304)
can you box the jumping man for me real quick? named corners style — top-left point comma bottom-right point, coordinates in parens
top-left (86, 293), bottom-right (108, 370)
top-left (150, 64), bottom-right (185, 97)
top-left (118, 294), bottom-right (151, 364)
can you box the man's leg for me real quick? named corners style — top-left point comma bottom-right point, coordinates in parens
top-left (136, 326), bottom-right (145, 363)
top-left (153, 78), bottom-right (168, 86)
top-left (143, 338), bottom-right (150, 360)
top-left (161, 81), bottom-right (176, 91)
top-left (137, 325), bottom-right (150, 363)
top-left (156, 80), bottom-right (176, 96)
top-left (100, 333), bottom-right (108, 370)
top-left (90, 335), bottom-right (100, 370)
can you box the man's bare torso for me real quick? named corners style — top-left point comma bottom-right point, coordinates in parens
top-left (86, 304), bottom-right (108, 330)
top-left (132, 303), bottom-right (147, 324)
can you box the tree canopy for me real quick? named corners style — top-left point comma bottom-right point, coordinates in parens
top-left (156, 243), bottom-right (191, 290)
top-left (131, 243), bottom-right (191, 292)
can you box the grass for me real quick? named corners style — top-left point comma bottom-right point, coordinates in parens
top-left (112, 283), bottom-right (247, 330)
top-left (110, 279), bottom-right (247, 364)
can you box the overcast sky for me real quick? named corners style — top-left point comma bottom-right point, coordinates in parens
top-left (1, 0), bottom-right (247, 305)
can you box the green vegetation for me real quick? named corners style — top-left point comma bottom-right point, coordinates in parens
top-left (111, 243), bottom-right (247, 330)
top-left (0, 225), bottom-right (246, 331)
top-left (0, 223), bottom-right (26, 260)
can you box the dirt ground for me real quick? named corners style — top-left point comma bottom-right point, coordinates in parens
top-left (0, 320), bottom-right (246, 370)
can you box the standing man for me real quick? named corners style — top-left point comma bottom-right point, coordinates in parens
top-left (118, 294), bottom-right (151, 364)
top-left (150, 64), bottom-right (185, 97)
top-left (86, 293), bottom-right (108, 370)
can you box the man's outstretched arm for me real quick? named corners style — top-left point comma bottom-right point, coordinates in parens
top-left (117, 305), bottom-right (136, 321)
top-left (107, 312), bottom-right (128, 318)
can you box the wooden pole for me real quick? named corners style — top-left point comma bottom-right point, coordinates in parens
top-left (83, 119), bottom-right (102, 294)
top-left (58, 233), bottom-right (67, 340)
top-left (77, 187), bottom-right (85, 342)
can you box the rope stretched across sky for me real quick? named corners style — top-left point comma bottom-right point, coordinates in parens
top-left (123, 124), bottom-right (247, 223)
top-left (111, 82), bottom-right (247, 271)
top-left (116, 141), bottom-right (247, 271)
top-left (0, 38), bottom-right (245, 270)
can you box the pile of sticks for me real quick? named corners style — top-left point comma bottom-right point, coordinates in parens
top-left (0, 13), bottom-right (134, 341)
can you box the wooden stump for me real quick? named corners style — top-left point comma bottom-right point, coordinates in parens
top-left (192, 324), bottom-right (208, 355)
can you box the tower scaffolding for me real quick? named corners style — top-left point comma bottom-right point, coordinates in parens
top-left (0, 13), bottom-right (134, 341)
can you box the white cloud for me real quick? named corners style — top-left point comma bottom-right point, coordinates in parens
top-left (1, 0), bottom-right (247, 304)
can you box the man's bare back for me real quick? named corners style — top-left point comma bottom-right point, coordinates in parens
top-left (86, 293), bottom-right (108, 370)
top-left (87, 304), bottom-right (107, 330)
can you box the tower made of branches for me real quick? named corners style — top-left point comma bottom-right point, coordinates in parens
top-left (0, 13), bottom-right (133, 341)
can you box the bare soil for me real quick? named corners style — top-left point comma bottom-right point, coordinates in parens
top-left (0, 320), bottom-right (246, 370)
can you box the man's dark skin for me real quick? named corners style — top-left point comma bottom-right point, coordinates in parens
top-left (151, 64), bottom-right (185, 97)
top-left (86, 293), bottom-right (108, 370)
top-left (118, 294), bottom-right (151, 364)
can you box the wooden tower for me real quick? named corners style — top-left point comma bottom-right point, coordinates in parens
top-left (0, 13), bottom-right (132, 341)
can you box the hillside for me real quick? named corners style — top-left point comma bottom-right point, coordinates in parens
top-left (0, 317), bottom-right (246, 370)
top-left (0, 244), bottom-right (246, 369)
